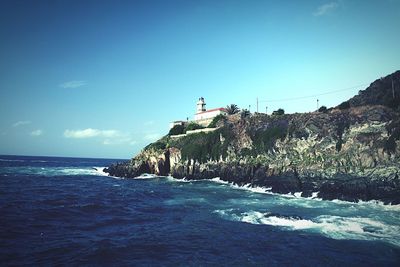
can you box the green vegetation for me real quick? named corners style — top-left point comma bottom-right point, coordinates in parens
top-left (144, 140), bottom-right (167, 151)
top-left (385, 119), bottom-right (400, 153)
top-left (168, 124), bottom-right (185, 135)
top-left (251, 125), bottom-right (287, 153)
top-left (226, 104), bottom-right (240, 115)
top-left (208, 114), bottom-right (226, 128)
top-left (241, 109), bottom-right (250, 119)
top-left (318, 106), bottom-right (328, 113)
top-left (168, 122), bottom-right (205, 136)
top-left (168, 126), bottom-right (234, 163)
top-left (185, 122), bottom-right (204, 132)
top-left (272, 108), bottom-right (285, 116)
top-left (338, 101), bottom-right (350, 110)
top-left (335, 120), bottom-right (350, 152)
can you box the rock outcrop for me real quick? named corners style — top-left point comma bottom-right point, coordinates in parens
top-left (105, 71), bottom-right (400, 204)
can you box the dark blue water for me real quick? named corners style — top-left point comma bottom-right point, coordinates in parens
top-left (1, 155), bottom-right (399, 266)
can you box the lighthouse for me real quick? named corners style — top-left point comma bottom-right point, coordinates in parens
top-left (196, 97), bottom-right (206, 113)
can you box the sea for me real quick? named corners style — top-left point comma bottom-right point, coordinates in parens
top-left (1, 155), bottom-right (399, 266)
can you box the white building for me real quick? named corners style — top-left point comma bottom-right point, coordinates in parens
top-left (169, 97), bottom-right (227, 129)
top-left (194, 97), bottom-right (226, 125)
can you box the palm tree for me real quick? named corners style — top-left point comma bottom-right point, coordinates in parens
top-left (226, 104), bottom-right (240, 115)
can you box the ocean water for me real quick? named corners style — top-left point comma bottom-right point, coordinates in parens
top-left (1, 155), bottom-right (399, 266)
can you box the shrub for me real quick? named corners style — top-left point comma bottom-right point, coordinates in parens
top-left (241, 109), bottom-right (250, 119)
top-left (318, 106), bottom-right (328, 113)
top-left (144, 141), bottom-right (166, 151)
top-left (168, 124), bottom-right (185, 135)
top-left (208, 114), bottom-right (226, 128)
top-left (338, 101), bottom-right (350, 110)
top-left (272, 108), bottom-right (285, 116)
top-left (184, 122), bottom-right (204, 132)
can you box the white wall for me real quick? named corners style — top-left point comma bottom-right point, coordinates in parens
top-left (194, 110), bottom-right (225, 121)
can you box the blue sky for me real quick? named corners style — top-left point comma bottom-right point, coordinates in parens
top-left (0, 0), bottom-right (399, 159)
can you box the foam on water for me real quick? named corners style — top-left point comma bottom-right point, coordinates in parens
top-left (134, 173), bottom-right (158, 179)
top-left (0, 166), bottom-right (109, 177)
top-left (214, 209), bottom-right (400, 247)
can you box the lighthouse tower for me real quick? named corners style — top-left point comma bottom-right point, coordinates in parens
top-left (196, 97), bottom-right (206, 113)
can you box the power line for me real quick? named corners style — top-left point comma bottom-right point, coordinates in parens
top-left (258, 83), bottom-right (369, 103)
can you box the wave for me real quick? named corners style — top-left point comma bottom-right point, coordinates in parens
top-left (204, 178), bottom-right (400, 209)
top-left (0, 158), bottom-right (25, 162)
top-left (0, 166), bottom-right (110, 177)
top-left (214, 209), bottom-right (400, 247)
top-left (134, 173), bottom-right (158, 179)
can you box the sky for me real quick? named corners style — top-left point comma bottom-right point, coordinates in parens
top-left (0, 0), bottom-right (399, 159)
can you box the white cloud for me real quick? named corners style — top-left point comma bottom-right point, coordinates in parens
top-left (13, 120), bottom-right (31, 127)
top-left (313, 2), bottom-right (338, 16)
top-left (59, 80), bottom-right (87, 89)
top-left (64, 128), bottom-right (120, 139)
top-left (31, 129), bottom-right (43, 136)
top-left (143, 133), bottom-right (161, 141)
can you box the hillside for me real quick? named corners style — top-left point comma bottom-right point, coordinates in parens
top-left (105, 71), bottom-right (400, 204)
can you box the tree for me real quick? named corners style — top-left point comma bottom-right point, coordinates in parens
top-left (208, 114), bottom-right (226, 128)
top-left (272, 108), bottom-right (285, 116)
top-left (318, 106), bottom-right (328, 113)
top-left (241, 109), bottom-right (250, 119)
top-left (226, 104), bottom-right (240, 115)
top-left (168, 124), bottom-right (185, 135)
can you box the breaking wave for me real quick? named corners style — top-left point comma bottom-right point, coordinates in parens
top-left (0, 166), bottom-right (108, 177)
top-left (214, 209), bottom-right (400, 247)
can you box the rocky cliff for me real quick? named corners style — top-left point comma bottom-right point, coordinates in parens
top-left (105, 71), bottom-right (400, 204)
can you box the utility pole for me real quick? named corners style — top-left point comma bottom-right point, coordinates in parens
top-left (317, 99), bottom-right (319, 110)
top-left (256, 97), bottom-right (259, 113)
top-left (266, 106), bottom-right (268, 114)
top-left (249, 105), bottom-right (251, 112)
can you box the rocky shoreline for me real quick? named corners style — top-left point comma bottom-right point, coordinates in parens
top-left (105, 157), bottom-right (400, 204)
top-left (105, 71), bottom-right (400, 204)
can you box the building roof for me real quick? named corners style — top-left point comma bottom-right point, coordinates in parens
top-left (196, 107), bottom-right (226, 115)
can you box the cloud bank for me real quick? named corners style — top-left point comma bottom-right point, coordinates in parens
top-left (31, 129), bottom-right (43, 136)
top-left (13, 120), bottom-right (31, 127)
top-left (64, 128), bottom-right (119, 139)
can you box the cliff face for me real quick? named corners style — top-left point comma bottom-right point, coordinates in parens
top-left (105, 72), bottom-right (400, 204)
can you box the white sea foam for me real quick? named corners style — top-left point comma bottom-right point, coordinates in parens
top-left (214, 209), bottom-right (400, 246)
top-left (166, 176), bottom-right (192, 183)
top-left (0, 159), bottom-right (25, 162)
top-left (92, 167), bottom-right (109, 176)
top-left (0, 166), bottom-right (114, 177)
top-left (209, 177), bottom-right (230, 184)
top-left (164, 175), bottom-right (399, 209)
top-left (134, 173), bottom-right (158, 179)
top-left (206, 178), bottom-right (400, 209)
